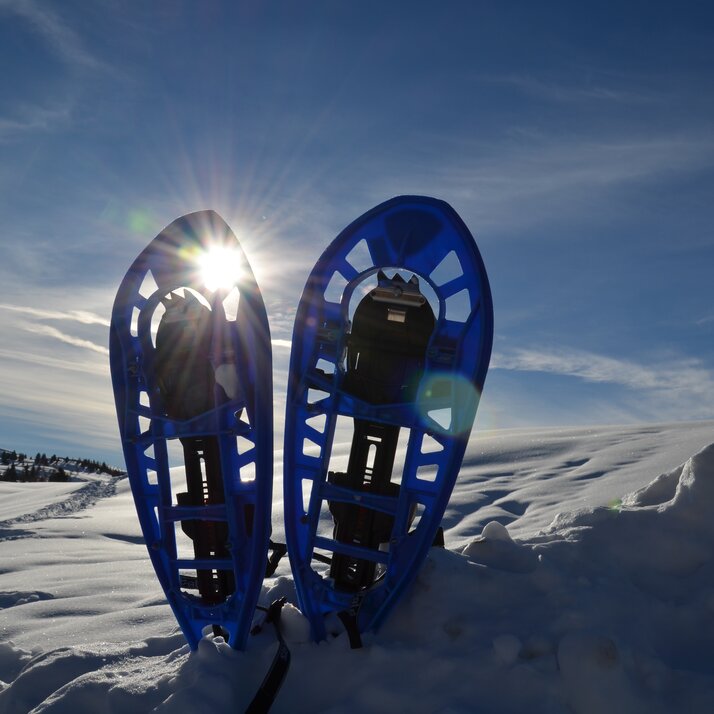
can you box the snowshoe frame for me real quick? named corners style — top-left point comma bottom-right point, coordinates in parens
top-left (110, 211), bottom-right (273, 650)
top-left (284, 195), bottom-right (494, 641)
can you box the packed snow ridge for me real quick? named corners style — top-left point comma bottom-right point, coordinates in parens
top-left (0, 422), bottom-right (713, 713)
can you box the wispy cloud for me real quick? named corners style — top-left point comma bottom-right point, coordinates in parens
top-left (0, 102), bottom-right (73, 137)
top-left (368, 130), bottom-right (714, 235)
top-left (0, 0), bottom-right (101, 70)
top-left (0, 304), bottom-right (110, 327)
top-left (0, 347), bottom-right (107, 377)
top-left (24, 324), bottom-right (109, 356)
top-left (1, 298), bottom-right (110, 358)
top-left (481, 73), bottom-right (659, 105)
top-left (0, 361), bottom-right (118, 455)
top-left (493, 346), bottom-right (714, 397)
top-left (0, 0), bottom-right (104, 140)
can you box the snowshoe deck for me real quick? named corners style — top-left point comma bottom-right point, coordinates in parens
top-left (283, 196), bottom-right (494, 642)
top-left (110, 211), bottom-right (273, 650)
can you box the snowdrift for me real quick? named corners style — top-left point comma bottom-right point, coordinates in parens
top-left (1, 426), bottom-right (713, 713)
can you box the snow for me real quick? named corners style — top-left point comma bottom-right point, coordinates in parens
top-left (1, 420), bottom-right (714, 712)
top-left (0, 482), bottom-right (85, 522)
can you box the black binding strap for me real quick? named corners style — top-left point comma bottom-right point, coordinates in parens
top-left (333, 527), bottom-right (444, 651)
top-left (311, 551), bottom-right (332, 566)
top-left (265, 540), bottom-right (288, 577)
top-left (264, 540), bottom-right (334, 573)
top-left (245, 598), bottom-right (291, 714)
top-left (337, 609), bottom-right (363, 650)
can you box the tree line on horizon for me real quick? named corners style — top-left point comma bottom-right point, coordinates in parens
top-left (0, 449), bottom-right (124, 483)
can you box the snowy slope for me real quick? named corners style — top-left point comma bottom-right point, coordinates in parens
top-left (1, 421), bottom-right (713, 713)
top-left (0, 482), bottom-right (86, 522)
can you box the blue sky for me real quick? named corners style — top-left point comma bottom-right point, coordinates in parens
top-left (1, 0), bottom-right (713, 464)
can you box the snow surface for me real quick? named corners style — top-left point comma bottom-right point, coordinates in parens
top-left (1, 421), bottom-right (713, 713)
top-left (0, 483), bottom-right (85, 523)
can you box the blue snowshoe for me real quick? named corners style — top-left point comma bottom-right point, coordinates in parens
top-left (110, 210), bottom-right (273, 651)
top-left (283, 196), bottom-right (494, 643)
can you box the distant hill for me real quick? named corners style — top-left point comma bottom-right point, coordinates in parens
top-left (0, 448), bottom-right (124, 483)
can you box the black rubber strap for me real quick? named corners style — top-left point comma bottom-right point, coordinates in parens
top-left (245, 598), bottom-right (291, 714)
top-left (311, 551), bottom-right (332, 566)
top-left (264, 540), bottom-right (337, 575)
top-left (337, 609), bottom-right (363, 649)
top-left (265, 540), bottom-right (288, 577)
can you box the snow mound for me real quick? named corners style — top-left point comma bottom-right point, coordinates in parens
top-left (1, 442), bottom-right (714, 712)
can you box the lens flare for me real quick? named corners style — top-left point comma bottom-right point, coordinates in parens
top-left (198, 246), bottom-right (243, 292)
top-left (418, 373), bottom-right (482, 436)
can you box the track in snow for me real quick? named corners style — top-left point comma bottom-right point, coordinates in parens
top-left (0, 474), bottom-right (126, 541)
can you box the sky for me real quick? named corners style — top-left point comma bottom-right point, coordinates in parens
top-left (0, 0), bottom-right (713, 465)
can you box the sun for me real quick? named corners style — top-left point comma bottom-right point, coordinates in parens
top-left (197, 245), bottom-right (244, 292)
